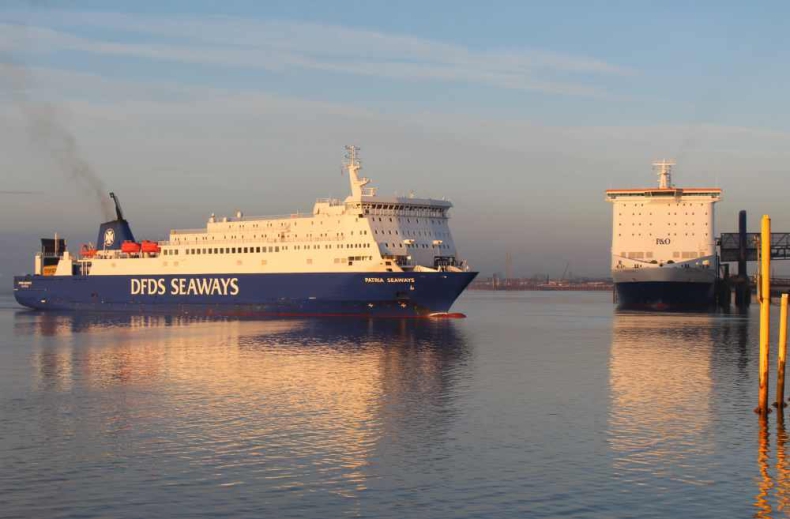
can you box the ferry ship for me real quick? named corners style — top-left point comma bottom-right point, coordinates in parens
top-left (606, 161), bottom-right (722, 310)
top-left (13, 146), bottom-right (477, 317)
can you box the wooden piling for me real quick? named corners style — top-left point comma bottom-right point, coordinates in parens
top-left (777, 294), bottom-right (789, 409)
top-left (757, 215), bottom-right (772, 415)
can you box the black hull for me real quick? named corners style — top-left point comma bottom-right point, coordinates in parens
top-left (615, 281), bottom-right (715, 311)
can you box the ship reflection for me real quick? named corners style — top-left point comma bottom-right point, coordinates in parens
top-left (15, 312), bottom-right (471, 496)
top-left (609, 312), bottom-right (722, 487)
top-left (609, 311), bottom-right (790, 517)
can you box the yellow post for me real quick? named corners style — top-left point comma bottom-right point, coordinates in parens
top-left (777, 294), bottom-right (789, 408)
top-left (758, 215), bottom-right (772, 415)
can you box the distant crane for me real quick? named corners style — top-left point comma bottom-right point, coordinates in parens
top-left (560, 262), bottom-right (571, 282)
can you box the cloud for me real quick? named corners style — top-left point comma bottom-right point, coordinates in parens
top-left (0, 10), bottom-right (631, 97)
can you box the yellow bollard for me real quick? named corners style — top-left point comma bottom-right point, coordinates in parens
top-left (777, 294), bottom-right (789, 408)
top-left (757, 215), bottom-right (772, 415)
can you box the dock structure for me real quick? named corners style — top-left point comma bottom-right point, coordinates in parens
top-left (718, 210), bottom-right (790, 310)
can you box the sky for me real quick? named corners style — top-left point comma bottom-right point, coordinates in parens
top-left (2, 0), bottom-right (790, 283)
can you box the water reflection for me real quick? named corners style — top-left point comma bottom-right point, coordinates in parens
top-left (756, 415), bottom-right (775, 518)
top-left (13, 312), bottom-right (471, 511)
top-left (776, 412), bottom-right (790, 515)
top-left (753, 409), bottom-right (790, 519)
top-left (609, 312), bottom-right (720, 487)
top-left (608, 311), bottom-right (790, 517)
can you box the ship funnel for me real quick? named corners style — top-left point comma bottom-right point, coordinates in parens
top-left (96, 192), bottom-right (135, 250)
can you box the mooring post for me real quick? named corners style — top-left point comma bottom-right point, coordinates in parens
top-left (739, 210), bottom-right (748, 279)
top-left (757, 215), bottom-right (772, 415)
top-left (735, 210), bottom-right (751, 309)
top-left (777, 294), bottom-right (789, 409)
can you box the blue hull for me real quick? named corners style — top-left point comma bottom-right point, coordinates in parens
top-left (13, 272), bottom-right (477, 317)
top-left (615, 281), bottom-right (714, 311)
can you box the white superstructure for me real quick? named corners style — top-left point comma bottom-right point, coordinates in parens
top-left (48, 146), bottom-right (467, 277)
top-left (606, 161), bottom-right (722, 286)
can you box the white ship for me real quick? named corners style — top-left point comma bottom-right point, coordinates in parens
top-left (606, 161), bottom-right (722, 309)
top-left (14, 146), bottom-right (477, 317)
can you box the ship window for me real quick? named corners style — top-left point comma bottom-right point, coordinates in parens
top-left (275, 247), bottom-right (280, 252)
top-left (268, 247), bottom-right (273, 252)
top-left (256, 247), bottom-right (261, 253)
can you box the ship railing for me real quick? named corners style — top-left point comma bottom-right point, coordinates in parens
top-left (87, 250), bottom-right (161, 260)
top-left (315, 198), bottom-right (343, 206)
top-left (162, 235), bottom-right (355, 247)
top-left (226, 212), bottom-right (315, 223)
top-left (170, 229), bottom-right (207, 235)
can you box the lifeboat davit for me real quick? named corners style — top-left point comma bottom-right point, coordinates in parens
top-left (140, 240), bottom-right (160, 254)
top-left (80, 244), bottom-right (97, 258)
top-left (121, 241), bottom-right (142, 254)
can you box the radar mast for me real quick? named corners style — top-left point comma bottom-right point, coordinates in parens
top-left (344, 145), bottom-right (374, 200)
top-left (653, 160), bottom-right (675, 189)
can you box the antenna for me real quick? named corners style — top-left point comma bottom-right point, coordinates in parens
top-left (345, 145), bottom-right (361, 167)
top-left (343, 145), bottom-right (373, 199)
top-left (653, 159), bottom-right (675, 189)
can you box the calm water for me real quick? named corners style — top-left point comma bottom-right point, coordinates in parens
top-left (0, 291), bottom-right (786, 518)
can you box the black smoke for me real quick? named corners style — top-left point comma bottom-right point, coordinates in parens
top-left (1, 26), bottom-right (113, 220)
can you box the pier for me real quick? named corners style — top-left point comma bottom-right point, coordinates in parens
top-left (718, 210), bottom-right (790, 310)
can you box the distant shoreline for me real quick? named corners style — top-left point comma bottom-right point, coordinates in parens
top-left (468, 280), bottom-right (613, 292)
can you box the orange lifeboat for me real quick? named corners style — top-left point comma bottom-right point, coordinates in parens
top-left (121, 241), bottom-right (142, 254)
top-left (140, 240), bottom-right (160, 254)
top-left (80, 244), bottom-right (97, 258)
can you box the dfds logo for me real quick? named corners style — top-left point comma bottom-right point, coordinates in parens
top-left (656, 238), bottom-right (671, 245)
top-left (131, 277), bottom-right (239, 296)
